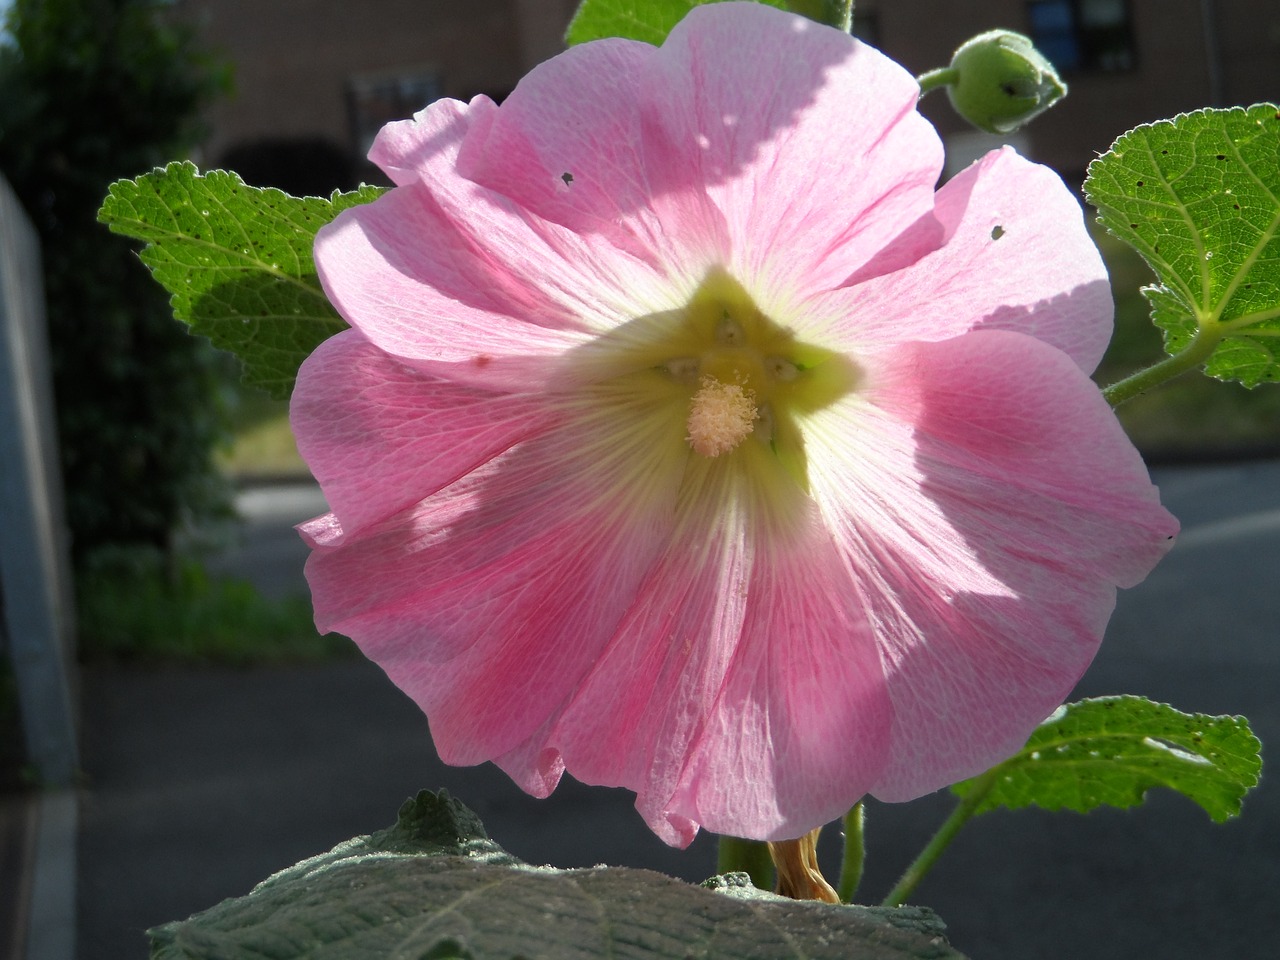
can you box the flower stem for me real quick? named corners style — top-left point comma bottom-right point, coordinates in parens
top-left (769, 828), bottom-right (841, 903)
top-left (916, 67), bottom-right (960, 97)
top-left (1101, 326), bottom-right (1222, 407)
top-left (837, 802), bottom-right (866, 902)
top-left (880, 769), bottom-right (999, 907)
top-left (717, 835), bottom-right (774, 891)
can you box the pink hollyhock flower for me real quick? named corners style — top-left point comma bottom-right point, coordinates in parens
top-left (292, 1), bottom-right (1177, 846)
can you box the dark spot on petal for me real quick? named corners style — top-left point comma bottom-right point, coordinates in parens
top-left (473, 354), bottom-right (492, 368)
top-left (561, 171), bottom-right (574, 185)
top-left (990, 224), bottom-right (1005, 240)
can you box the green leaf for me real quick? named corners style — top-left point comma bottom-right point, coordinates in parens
top-left (150, 790), bottom-right (968, 960)
top-left (566, 0), bottom-right (790, 46)
top-left (953, 697), bottom-right (1262, 822)
top-left (98, 161), bottom-right (384, 399)
top-left (1085, 104), bottom-right (1280, 387)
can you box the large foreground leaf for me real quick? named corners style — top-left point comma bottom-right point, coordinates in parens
top-left (1085, 104), bottom-right (1280, 387)
top-left (99, 162), bottom-right (383, 398)
top-left (952, 697), bottom-right (1261, 822)
top-left (150, 791), bottom-right (966, 960)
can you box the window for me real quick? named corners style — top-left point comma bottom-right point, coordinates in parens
top-left (1027, 0), bottom-right (1136, 72)
top-left (346, 69), bottom-right (444, 159)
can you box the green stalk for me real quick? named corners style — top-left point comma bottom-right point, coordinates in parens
top-left (1101, 326), bottom-right (1223, 407)
top-left (717, 835), bottom-right (775, 891)
top-left (915, 67), bottom-right (959, 97)
top-left (880, 769), bottom-right (998, 907)
top-left (837, 802), bottom-right (866, 902)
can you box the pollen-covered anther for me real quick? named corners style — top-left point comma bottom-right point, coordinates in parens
top-left (686, 376), bottom-right (758, 457)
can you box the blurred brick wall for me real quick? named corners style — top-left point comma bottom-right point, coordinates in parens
top-left (863, 0), bottom-right (1279, 181)
top-left (178, 0), bottom-right (1278, 186)
top-left (178, 0), bottom-right (577, 173)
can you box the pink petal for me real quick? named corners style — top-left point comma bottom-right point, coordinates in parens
top-left (808, 147), bottom-right (1114, 372)
top-left (316, 3), bottom-right (945, 392)
top-left (375, 95), bottom-right (697, 328)
top-left (289, 330), bottom-right (553, 539)
top-left (659, 4), bottom-right (943, 298)
top-left (804, 330), bottom-right (1176, 801)
top-left (461, 1), bottom-right (942, 302)
top-left (504, 463), bottom-right (890, 845)
top-left (317, 99), bottom-right (691, 390)
top-left (524, 464), bottom-right (761, 846)
top-left (455, 36), bottom-right (731, 277)
top-left (303, 404), bottom-right (689, 772)
top-left (667, 510), bottom-right (892, 840)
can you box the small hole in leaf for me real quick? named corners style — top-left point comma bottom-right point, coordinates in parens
top-left (1136, 180), bottom-right (1145, 187)
top-left (1216, 154), bottom-right (1226, 160)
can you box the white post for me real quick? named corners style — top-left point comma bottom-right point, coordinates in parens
top-left (0, 173), bottom-right (79, 787)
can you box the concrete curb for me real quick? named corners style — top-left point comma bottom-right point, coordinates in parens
top-left (25, 790), bottom-right (75, 960)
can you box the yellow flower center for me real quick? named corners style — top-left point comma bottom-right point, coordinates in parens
top-left (561, 268), bottom-right (860, 526)
top-left (648, 270), bottom-right (859, 485)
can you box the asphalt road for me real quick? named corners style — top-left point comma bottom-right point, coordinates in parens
top-left (77, 460), bottom-right (1280, 959)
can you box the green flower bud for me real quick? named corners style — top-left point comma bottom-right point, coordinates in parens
top-left (944, 30), bottom-right (1067, 135)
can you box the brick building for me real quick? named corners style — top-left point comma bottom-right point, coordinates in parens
top-left (177, 0), bottom-right (577, 191)
top-left (176, 0), bottom-right (1278, 191)
top-left (873, 0), bottom-right (1279, 181)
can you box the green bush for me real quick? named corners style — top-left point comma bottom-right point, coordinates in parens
top-left (0, 0), bottom-right (232, 561)
top-left (77, 545), bottom-right (352, 664)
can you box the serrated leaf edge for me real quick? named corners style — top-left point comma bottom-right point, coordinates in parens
top-left (1085, 104), bottom-right (1280, 381)
top-left (101, 161), bottom-right (334, 304)
top-left (958, 696), bottom-right (1261, 822)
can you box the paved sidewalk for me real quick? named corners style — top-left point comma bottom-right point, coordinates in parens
top-left (76, 462), bottom-right (1280, 960)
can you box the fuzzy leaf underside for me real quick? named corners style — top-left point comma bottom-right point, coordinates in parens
top-left (98, 162), bottom-right (384, 398)
top-left (149, 791), bottom-right (966, 960)
top-left (952, 697), bottom-right (1261, 822)
top-left (1085, 104), bottom-right (1280, 386)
